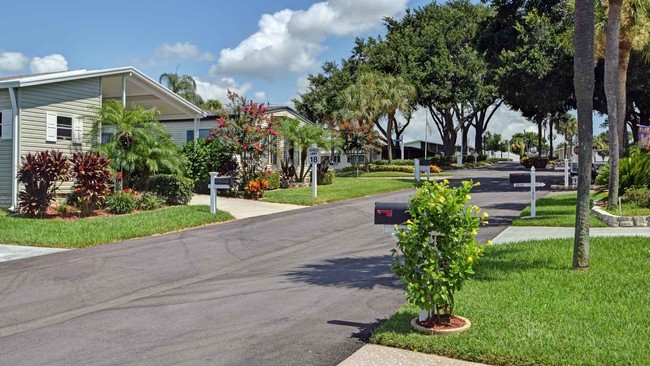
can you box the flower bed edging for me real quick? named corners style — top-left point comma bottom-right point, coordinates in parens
top-left (592, 198), bottom-right (649, 227)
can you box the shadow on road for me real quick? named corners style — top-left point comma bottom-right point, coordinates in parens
top-left (327, 319), bottom-right (385, 342)
top-left (285, 255), bottom-right (403, 290)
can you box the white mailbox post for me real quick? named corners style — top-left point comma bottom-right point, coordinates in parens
top-left (308, 146), bottom-right (321, 198)
top-left (208, 172), bottom-right (233, 214)
top-left (512, 166), bottom-right (545, 218)
top-left (414, 159), bottom-right (431, 182)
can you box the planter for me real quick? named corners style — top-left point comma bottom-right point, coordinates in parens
top-left (411, 316), bottom-right (471, 336)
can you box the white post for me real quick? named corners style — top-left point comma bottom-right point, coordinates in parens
top-left (530, 166), bottom-right (536, 218)
top-left (121, 75), bottom-right (127, 108)
top-left (400, 138), bottom-right (405, 160)
top-left (414, 159), bottom-right (420, 181)
top-left (312, 162), bottom-right (317, 198)
top-left (209, 172), bottom-right (218, 214)
top-left (564, 158), bottom-right (569, 187)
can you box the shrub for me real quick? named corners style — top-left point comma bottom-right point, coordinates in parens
top-left (341, 164), bottom-right (414, 173)
top-left (106, 191), bottom-right (137, 214)
top-left (181, 137), bottom-right (239, 193)
top-left (137, 192), bottom-right (165, 211)
top-left (267, 171), bottom-right (281, 190)
top-left (17, 150), bottom-right (71, 218)
top-left (245, 178), bottom-right (269, 199)
top-left (318, 169), bottom-right (335, 185)
top-left (148, 174), bottom-right (194, 205)
top-left (430, 165), bottom-right (442, 174)
top-left (624, 187), bottom-right (650, 208)
top-left (595, 146), bottom-right (650, 194)
top-left (520, 156), bottom-right (549, 169)
top-left (70, 151), bottom-right (113, 216)
top-left (391, 180), bottom-right (489, 322)
top-left (374, 159), bottom-right (415, 166)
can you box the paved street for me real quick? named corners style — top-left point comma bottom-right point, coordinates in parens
top-left (0, 163), bottom-right (560, 365)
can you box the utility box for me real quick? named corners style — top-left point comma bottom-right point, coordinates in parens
top-left (509, 173), bottom-right (529, 184)
top-left (374, 202), bottom-right (411, 225)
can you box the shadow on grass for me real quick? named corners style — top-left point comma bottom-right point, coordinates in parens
top-left (285, 255), bottom-right (403, 290)
top-left (327, 319), bottom-right (387, 342)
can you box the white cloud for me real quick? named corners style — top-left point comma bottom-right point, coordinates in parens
top-left (30, 54), bottom-right (68, 74)
top-left (194, 77), bottom-right (252, 104)
top-left (156, 42), bottom-right (214, 62)
top-left (0, 51), bottom-right (28, 71)
top-left (296, 75), bottom-right (311, 94)
top-left (254, 91), bottom-right (267, 101)
top-left (211, 0), bottom-right (408, 78)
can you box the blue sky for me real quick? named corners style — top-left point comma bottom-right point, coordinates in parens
top-left (0, 0), bottom-right (599, 145)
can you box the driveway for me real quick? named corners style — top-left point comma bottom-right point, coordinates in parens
top-left (0, 163), bottom-right (560, 365)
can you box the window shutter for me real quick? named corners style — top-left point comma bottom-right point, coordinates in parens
top-left (46, 113), bottom-right (57, 142)
top-left (1, 109), bottom-right (12, 140)
top-left (72, 117), bottom-right (83, 144)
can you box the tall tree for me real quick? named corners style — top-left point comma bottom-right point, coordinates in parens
top-left (573, 0), bottom-right (595, 270)
top-left (555, 113), bottom-right (578, 158)
top-left (159, 72), bottom-right (204, 106)
top-left (603, 0), bottom-right (623, 209)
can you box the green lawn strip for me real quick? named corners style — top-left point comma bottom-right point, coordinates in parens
top-left (336, 171), bottom-right (415, 178)
top-left (371, 236), bottom-right (650, 366)
top-left (262, 178), bottom-right (418, 206)
top-left (0, 205), bottom-right (233, 248)
top-left (512, 193), bottom-right (607, 227)
top-left (606, 202), bottom-right (650, 216)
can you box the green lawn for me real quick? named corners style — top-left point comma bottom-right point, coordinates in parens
top-left (0, 205), bottom-right (233, 248)
top-left (336, 170), bottom-right (415, 178)
top-left (606, 202), bottom-right (650, 216)
top-left (511, 193), bottom-right (607, 227)
top-left (371, 236), bottom-right (650, 366)
top-left (263, 178), bottom-right (418, 205)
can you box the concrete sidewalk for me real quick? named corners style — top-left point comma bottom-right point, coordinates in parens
top-left (492, 226), bottom-right (650, 244)
top-left (339, 344), bottom-right (487, 366)
top-left (0, 244), bottom-right (67, 262)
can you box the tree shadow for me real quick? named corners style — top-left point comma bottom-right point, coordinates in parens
top-left (327, 319), bottom-right (386, 342)
top-left (284, 255), bottom-right (403, 290)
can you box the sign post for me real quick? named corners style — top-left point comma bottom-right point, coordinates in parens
top-left (209, 172), bottom-right (218, 214)
top-left (530, 166), bottom-right (536, 217)
top-left (564, 158), bottom-right (569, 187)
top-left (308, 145), bottom-right (320, 198)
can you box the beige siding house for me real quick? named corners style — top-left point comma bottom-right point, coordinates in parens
top-left (0, 67), bottom-right (203, 210)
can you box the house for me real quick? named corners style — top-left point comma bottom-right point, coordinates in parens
top-left (0, 67), bottom-right (203, 210)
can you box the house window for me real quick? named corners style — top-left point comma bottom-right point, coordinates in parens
top-left (57, 116), bottom-right (73, 141)
top-left (186, 129), bottom-right (212, 142)
top-left (101, 132), bottom-right (114, 144)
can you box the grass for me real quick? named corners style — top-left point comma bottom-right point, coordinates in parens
top-left (371, 236), bottom-right (650, 366)
top-left (0, 205), bottom-right (233, 248)
top-left (606, 202), bottom-right (650, 217)
top-left (262, 178), bottom-right (418, 205)
top-left (511, 193), bottom-right (607, 227)
top-left (336, 170), bottom-right (415, 178)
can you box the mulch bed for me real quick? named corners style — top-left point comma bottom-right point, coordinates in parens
top-left (416, 315), bottom-right (467, 330)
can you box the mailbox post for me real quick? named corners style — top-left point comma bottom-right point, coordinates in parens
top-left (208, 173), bottom-right (233, 214)
top-left (512, 166), bottom-right (545, 218)
top-left (414, 159), bottom-right (431, 182)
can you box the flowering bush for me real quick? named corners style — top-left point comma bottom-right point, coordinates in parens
top-left (429, 165), bottom-right (442, 174)
top-left (391, 179), bottom-right (489, 323)
top-left (245, 178), bottom-right (269, 199)
top-left (211, 91), bottom-right (279, 189)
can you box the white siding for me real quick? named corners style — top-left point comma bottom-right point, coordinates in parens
top-left (161, 119), bottom-right (220, 145)
top-left (0, 90), bottom-right (13, 196)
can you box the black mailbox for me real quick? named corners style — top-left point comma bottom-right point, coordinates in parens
top-left (418, 159), bottom-right (431, 166)
top-left (509, 173), bottom-right (529, 184)
top-left (374, 202), bottom-right (411, 225)
top-left (208, 177), bottom-right (232, 189)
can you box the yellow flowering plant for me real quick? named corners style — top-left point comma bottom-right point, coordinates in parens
top-left (390, 179), bottom-right (489, 322)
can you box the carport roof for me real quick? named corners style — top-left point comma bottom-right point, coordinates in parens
top-left (0, 66), bottom-right (205, 120)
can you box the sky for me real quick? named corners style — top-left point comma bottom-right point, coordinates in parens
top-left (0, 0), bottom-right (602, 147)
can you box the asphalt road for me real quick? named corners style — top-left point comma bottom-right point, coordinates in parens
top-left (0, 163), bottom-right (562, 366)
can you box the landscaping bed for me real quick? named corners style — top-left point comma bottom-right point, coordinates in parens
top-left (371, 236), bottom-right (650, 366)
top-left (0, 206), bottom-right (233, 248)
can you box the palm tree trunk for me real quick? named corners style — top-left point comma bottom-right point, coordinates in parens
top-left (549, 118), bottom-right (554, 159)
top-left (605, 0), bottom-right (622, 209)
top-left (387, 112), bottom-right (395, 164)
top-left (617, 36), bottom-right (632, 157)
top-left (573, 0), bottom-right (594, 270)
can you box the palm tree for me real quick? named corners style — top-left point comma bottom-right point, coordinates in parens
top-left (573, 0), bottom-right (595, 270)
top-left (374, 74), bottom-right (416, 164)
top-left (555, 113), bottom-right (578, 159)
top-left (90, 100), bottom-right (183, 188)
top-left (199, 99), bottom-right (222, 114)
top-left (159, 72), bottom-right (204, 106)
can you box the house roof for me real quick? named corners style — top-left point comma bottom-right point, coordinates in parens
top-left (0, 67), bottom-right (204, 119)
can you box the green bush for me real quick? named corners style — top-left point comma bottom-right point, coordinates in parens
top-left (520, 156), bottom-right (550, 169)
top-left (148, 174), bottom-right (194, 205)
top-left (267, 171), bottom-right (281, 190)
top-left (181, 138), bottom-right (239, 194)
top-left (392, 180), bottom-right (488, 321)
top-left (341, 164), bottom-right (414, 173)
top-left (318, 169), bottom-right (335, 185)
top-left (106, 191), bottom-right (137, 214)
top-left (624, 187), bottom-right (650, 208)
top-left (374, 159), bottom-right (415, 166)
top-left (595, 146), bottom-right (650, 194)
top-left (137, 192), bottom-right (165, 211)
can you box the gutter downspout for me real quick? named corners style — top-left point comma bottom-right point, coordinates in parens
top-left (8, 87), bottom-right (19, 211)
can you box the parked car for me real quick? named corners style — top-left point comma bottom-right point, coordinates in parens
top-left (569, 162), bottom-right (600, 183)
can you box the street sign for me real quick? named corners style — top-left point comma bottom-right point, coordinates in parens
top-left (308, 147), bottom-right (321, 164)
top-left (513, 182), bottom-right (546, 188)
